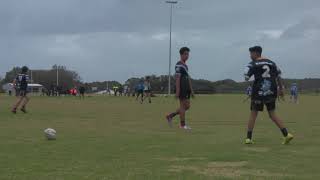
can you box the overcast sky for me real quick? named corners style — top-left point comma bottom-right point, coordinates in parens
top-left (1, 0), bottom-right (319, 82)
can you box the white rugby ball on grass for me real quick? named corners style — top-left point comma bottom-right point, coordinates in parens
top-left (44, 128), bottom-right (57, 140)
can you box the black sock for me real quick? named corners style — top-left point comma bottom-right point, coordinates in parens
top-left (281, 128), bottom-right (288, 137)
top-left (169, 112), bottom-right (178, 118)
top-left (247, 131), bottom-right (253, 139)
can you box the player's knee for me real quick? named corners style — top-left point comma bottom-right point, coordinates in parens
top-left (268, 111), bottom-right (275, 119)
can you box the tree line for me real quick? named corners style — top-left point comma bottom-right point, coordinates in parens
top-left (1, 66), bottom-right (320, 94)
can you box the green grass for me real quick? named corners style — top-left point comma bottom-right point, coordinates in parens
top-left (0, 94), bottom-right (319, 180)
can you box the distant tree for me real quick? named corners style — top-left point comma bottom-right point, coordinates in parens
top-left (2, 67), bottom-right (22, 84)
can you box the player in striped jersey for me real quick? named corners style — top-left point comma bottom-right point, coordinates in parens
top-left (12, 66), bottom-right (30, 114)
top-left (166, 47), bottom-right (194, 130)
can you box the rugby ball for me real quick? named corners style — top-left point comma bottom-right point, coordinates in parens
top-left (44, 128), bottom-right (57, 140)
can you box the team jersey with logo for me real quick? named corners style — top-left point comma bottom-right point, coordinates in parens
top-left (175, 61), bottom-right (191, 92)
top-left (15, 74), bottom-right (29, 91)
top-left (244, 59), bottom-right (281, 99)
top-left (291, 85), bottom-right (298, 95)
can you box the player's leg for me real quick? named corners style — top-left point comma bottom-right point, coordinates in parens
top-left (147, 92), bottom-right (151, 103)
top-left (136, 91), bottom-right (142, 101)
top-left (179, 100), bottom-right (186, 127)
top-left (21, 95), bottom-right (30, 113)
top-left (140, 91), bottom-right (144, 103)
top-left (142, 91), bottom-right (147, 101)
top-left (245, 100), bottom-right (262, 144)
top-left (179, 99), bottom-right (191, 129)
top-left (166, 96), bottom-right (181, 126)
top-left (268, 111), bottom-right (285, 129)
top-left (12, 91), bottom-right (24, 113)
top-left (166, 106), bottom-right (180, 127)
top-left (246, 111), bottom-right (258, 141)
top-left (267, 101), bottom-right (294, 144)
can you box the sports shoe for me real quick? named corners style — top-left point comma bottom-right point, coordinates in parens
top-left (282, 133), bottom-right (294, 145)
top-left (180, 125), bottom-right (192, 130)
top-left (244, 138), bottom-right (254, 144)
top-left (11, 109), bottom-right (17, 114)
top-left (166, 114), bottom-right (173, 127)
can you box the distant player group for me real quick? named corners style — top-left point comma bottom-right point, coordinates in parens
top-left (9, 45), bottom-right (295, 145)
top-left (135, 76), bottom-right (152, 104)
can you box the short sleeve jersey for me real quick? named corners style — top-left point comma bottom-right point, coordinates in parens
top-left (175, 61), bottom-right (191, 92)
top-left (15, 74), bottom-right (29, 91)
top-left (244, 59), bottom-right (281, 99)
top-left (291, 85), bottom-right (298, 94)
top-left (137, 83), bottom-right (144, 91)
top-left (144, 81), bottom-right (151, 91)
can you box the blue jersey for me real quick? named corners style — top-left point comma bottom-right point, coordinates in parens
top-left (136, 83), bottom-right (144, 91)
top-left (290, 85), bottom-right (298, 96)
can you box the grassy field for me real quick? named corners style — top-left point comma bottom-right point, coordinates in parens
top-left (0, 94), bottom-right (319, 180)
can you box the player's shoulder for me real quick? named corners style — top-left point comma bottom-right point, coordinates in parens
top-left (246, 61), bottom-right (255, 68)
top-left (265, 58), bottom-right (276, 64)
top-left (261, 59), bottom-right (278, 66)
top-left (250, 59), bottom-right (276, 66)
top-left (176, 61), bottom-right (184, 66)
top-left (175, 61), bottom-right (187, 69)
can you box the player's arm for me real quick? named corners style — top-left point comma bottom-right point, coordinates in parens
top-left (12, 79), bottom-right (16, 87)
top-left (188, 77), bottom-right (195, 98)
top-left (276, 66), bottom-right (285, 98)
top-left (12, 77), bottom-right (17, 88)
top-left (26, 75), bottom-right (30, 83)
top-left (244, 64), bottom-right (253, 81)
top-left (175, 74), bottom-right (181, 98)
top-left (277, 76), bottom-right (285, 97)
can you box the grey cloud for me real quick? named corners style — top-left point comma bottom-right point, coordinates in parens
top-left (281, 16), bottom-right (320, 39)
top-left (0, 0), bottom-right (319, 82)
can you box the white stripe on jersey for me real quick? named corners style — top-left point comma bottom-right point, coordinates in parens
top-left (175, 64), bottom-right (188, 75)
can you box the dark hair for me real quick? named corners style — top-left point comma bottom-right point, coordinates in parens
top-left (249, 46), bottom-right (262, 54)
top-left (21, 66), bottom-right (29, 73)
top-left (179, 47), bottom-right (190, 55)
